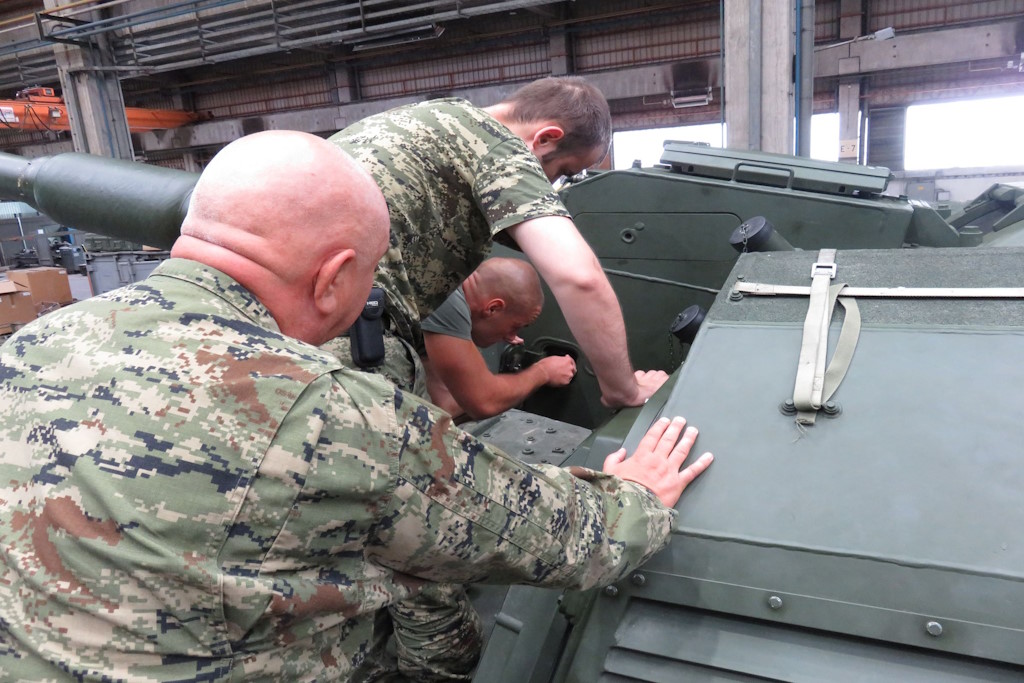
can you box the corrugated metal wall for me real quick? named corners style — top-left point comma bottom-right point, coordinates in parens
top-left (0, 202), bottom-right (40, 219)
top-left (151, 0), bottom-right (1022, 125)
top-left (2, 0), bottom-right (1023, 161)
top-left (359, 39), bottom-right (550, 99)
top-left (869, 0), bottom-right (1024, 31)
top-left (815, 0), bottom-right (842, 42)
top-left (193, 73), bottom-right (333, 119)
top-left (865, 106), bottom-right (907, 170)
top-left (573, 9), bottom-right (721, 73)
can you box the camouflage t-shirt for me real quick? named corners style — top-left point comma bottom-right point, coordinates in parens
top-left (0, 259), bottom-right (673, 682)
top-left (330, 97), bottom-right (570, 351)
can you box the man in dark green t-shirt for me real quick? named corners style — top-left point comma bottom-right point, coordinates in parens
top-left (421, 258), bottom-right (577, 421)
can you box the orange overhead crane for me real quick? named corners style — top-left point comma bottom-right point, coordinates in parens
top-left (0, 87), bottom-right (199, 132)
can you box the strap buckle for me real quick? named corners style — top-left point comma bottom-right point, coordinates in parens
top-left (811, 261), bottom-right (837, 279)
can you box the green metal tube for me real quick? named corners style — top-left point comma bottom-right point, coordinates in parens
top-left (0, 151), bottom-right (198, 250)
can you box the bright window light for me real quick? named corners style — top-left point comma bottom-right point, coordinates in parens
top-left (612, 123), bottom-right (725, 169)
top-left (905, 95), bottom-right (1024, 170)
top-left (612, 114), bottom-right (853, 168)
top-left (810, 113), bottom-right (839, 161)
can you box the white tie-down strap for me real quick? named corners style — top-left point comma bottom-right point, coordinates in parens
top-left (731, 257), bottom-right (1024, 425)
top-left (793, 284), bottom-right (861, 424)
top-left (791, 250), bottom-right (862, 425)
top-left (791, 250), bottom-right (835, 420)
top-left (732, 283), bottom-right (1024, 298)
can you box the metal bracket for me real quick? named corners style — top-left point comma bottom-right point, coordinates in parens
top-left (36, 11), bottom-right (92, 47)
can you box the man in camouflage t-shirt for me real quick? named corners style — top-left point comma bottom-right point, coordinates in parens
top-left (0, 131), bottom-right (713, 681)
top-left (329, 77), bottom-right (668, 408)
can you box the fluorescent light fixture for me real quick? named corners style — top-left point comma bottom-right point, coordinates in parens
top-left (815, 27), bottom-right (896, 51)
top-left (671, 89), bottom-right (713, 109)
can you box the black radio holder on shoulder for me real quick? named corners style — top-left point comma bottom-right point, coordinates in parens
top-left (349, 286), bottom-right (386, 368)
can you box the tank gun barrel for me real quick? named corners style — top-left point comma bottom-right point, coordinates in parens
top-left (0, 151), bottom-right (198, 250)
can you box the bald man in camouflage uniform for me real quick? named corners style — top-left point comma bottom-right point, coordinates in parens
top-left (0, 131), bottom-right (713, 681)
top-left (327, 76), bottom-right (677, 680)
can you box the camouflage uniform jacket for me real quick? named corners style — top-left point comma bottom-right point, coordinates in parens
top-left (0, 259), bottom-right (675, 682)
top-left (330, 97), bottom-right (570, 351)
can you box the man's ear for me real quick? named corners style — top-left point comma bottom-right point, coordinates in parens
top-left (483, 298), bottom-right (507, 317)
top-left (313, 248), bottom-right (357, 316)
top-left (527, 125), bottom-right (564, 156)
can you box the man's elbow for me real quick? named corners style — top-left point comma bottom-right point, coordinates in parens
top-left (455, 385), bottom-right (512, 420)
top-left (460, 396), bottom-right (504, 421)
top-left (550, 267), bottom-right (605, 295)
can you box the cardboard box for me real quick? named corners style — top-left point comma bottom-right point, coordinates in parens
top-left (8, 267), bottom-right (73, 307)
top-left (0, 280), bottom-right (37, 326)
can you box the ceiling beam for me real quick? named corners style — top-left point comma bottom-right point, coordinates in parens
top-left (815, 21), bottom-right (1022, 78)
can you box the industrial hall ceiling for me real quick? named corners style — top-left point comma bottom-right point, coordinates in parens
top-left (0, 0), bottom-right (1022, 167)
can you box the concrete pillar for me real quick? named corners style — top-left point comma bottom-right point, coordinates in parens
top-left (838, 79), bottom-right (861, 162)
top-left (333, 63), bottom-right (359, 104)
top-left (179, 151), bottom-right (201, 174)
top-left (724, 0), bottom-right (794, 153)
top-left (795, 0), bottom-right (814, 157)
top-left (44, 1), bottom-right (134, 160)
top-left (550, 29), bottom-right (571, 76)
top-left (168, 89), bottom-right (201, 172)
top-left (837, 0), bottom-right (864, 162)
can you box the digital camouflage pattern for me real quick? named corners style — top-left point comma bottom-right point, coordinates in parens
top-left (354, 582), bottom-right (482, 682)
top-left (321, 331), bottom-right (427, 397)
top-left (0, 259), bottom-right (674, 682)
top-left (329, 98), bottom-right (570, 352)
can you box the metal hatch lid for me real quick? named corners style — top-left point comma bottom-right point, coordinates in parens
top-left (603, 246), bottom-right (1024, 666)
top-left (659, 140), bottom-right (893, 196)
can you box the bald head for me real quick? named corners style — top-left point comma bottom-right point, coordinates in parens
top-left (462, 258), bottom-right (544, 348)
top-left (171, 130), bottom-right (390, 344)
top-left (471, 258), bottom-right (543, 316)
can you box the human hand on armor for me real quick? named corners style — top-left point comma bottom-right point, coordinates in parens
top-left (601, 369), bottom-right (669, 408)
top-left (602, 416), bottom-right (713, 508)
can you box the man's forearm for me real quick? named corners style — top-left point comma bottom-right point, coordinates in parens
top-left (549, 274), bottom-right (638, 405)
top-left (508, 217), bottom-right (640, 406)
top-left (452, 363), bottom-right (550, 419)
top-left (423, 332), bottom-right (555, 420)
top-left (369, 393), bottom-right (676, 589)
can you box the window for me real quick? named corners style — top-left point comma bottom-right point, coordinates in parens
top-left (612, 123), bottom-right (725, 169)
top-left (612, 114), bottom-right (851, 168)
top-left (904, 95), bottom-right (1024, 170)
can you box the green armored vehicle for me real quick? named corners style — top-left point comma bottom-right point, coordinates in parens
top-left (471, 145), bottom-right (1024, 681)
top-left (478, 245), bottom-right (1024, 682)
top-left (509, 142), bottom-right (1023, 429)
top-left (1, 143), bottom-right (1022, 681)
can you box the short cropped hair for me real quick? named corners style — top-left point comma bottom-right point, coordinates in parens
top-left (501, 76), bottom-right (612, 158)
